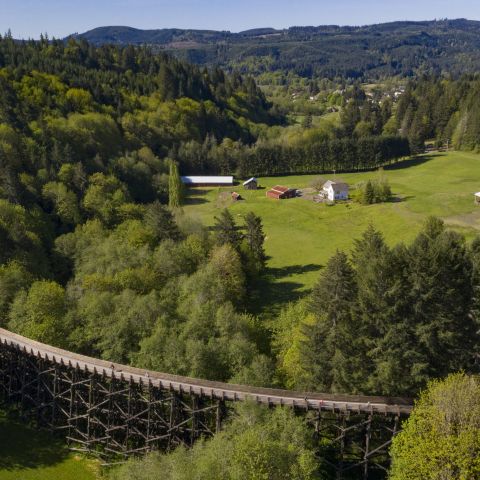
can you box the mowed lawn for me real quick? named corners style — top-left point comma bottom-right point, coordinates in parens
top-left (183, 151), bottom-right (480, 314)
top-left (0, 410), bottom-right (99, 480)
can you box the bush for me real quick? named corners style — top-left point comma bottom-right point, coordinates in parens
top-left (358, 177), bottom-right (392, 204)
top-left (390, 373), bottom-right (480, 479)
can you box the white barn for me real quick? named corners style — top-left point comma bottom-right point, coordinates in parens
top-left (181, 176), bottom-right (234, 186)
top-left (322, 180), bottom-right (349, 201)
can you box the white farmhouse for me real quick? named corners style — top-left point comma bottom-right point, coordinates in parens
top-left (322, 180), bottom-right (349, 201)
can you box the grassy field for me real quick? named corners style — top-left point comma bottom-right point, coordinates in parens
top-left (0, 410), bottom-right (99, 480)
top-left (183, 151), bottom-right (480, 314)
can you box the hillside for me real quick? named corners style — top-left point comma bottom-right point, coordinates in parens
top-left (73, 19), bottom-right (480, 79)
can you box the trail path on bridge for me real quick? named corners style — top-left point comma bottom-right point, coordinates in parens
top-left (0, 328), bottom-right (412, 416)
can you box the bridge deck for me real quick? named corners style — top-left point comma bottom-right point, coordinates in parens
top-left (0, 328), bottom-right (413, 415)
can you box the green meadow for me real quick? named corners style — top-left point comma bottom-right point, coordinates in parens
top-left (0, 410), bottom-right (99, 480)
top-left (184, 151), bottom-right (480, 314)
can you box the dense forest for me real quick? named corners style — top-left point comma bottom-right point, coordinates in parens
top-left (394, 76), bottom-right (480, 152)
top-left (76, 19), bottom-right (480, 79)
top-left (2, 36), bottom-right (480, 386)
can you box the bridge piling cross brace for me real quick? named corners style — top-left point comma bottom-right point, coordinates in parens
top-left (0, 328), bottom-right (412, 473)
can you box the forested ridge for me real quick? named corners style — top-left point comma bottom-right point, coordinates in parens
top-left (76, 19), bottom-right (480, 79)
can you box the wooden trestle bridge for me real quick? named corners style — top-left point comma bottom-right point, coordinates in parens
top-left (0, 328), bottom-right (413, 478)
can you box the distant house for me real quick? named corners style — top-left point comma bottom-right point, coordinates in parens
top-left (266, 185), bottom-right (297, 200)
top-left (181, 176), bottom-right (234, 187)
top-left (322, 180), bottom-right (349, 201)
top-left (243, 177), bottom-right (258, 190)
top-left (475, 192), bottom-right (480, 204)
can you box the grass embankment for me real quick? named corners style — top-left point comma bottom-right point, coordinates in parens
top-left (184, 151), bottom-right (480, 314)
top-left (0, 410), bottom-right (99, 480)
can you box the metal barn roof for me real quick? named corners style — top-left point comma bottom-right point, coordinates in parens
top-left (181, 176), bottom-right (234, 185)
top-left (323, 180), bottom-right (349, 192)
top-left (243, 177), bottom-right (257, 185)
top-left (270, 185), bottom-right (291, 193)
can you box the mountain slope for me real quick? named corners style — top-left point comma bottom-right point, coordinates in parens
top-left (72, 19), bottom-right (480, 79)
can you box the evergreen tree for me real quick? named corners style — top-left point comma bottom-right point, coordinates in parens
top-left (168, 160), bottom-right (183, 208)
top-left (349, 226), bottom-right (394, 392)
top-left (406, 217), bottom-right (477, 382)
top-left (244, 211), bottom-right (266, 272)
top-left (302, 114), bottom-right (313, 129)
top-left (301, 251), bottom-right (361, 393)
top-left (214, 209), bottom-right (241, 249)
top-left (362, 180), bottom-right (375, 204)
top-left (144, 201), bottom-right (181, 243)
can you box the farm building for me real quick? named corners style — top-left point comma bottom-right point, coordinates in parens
top-left (181, 176), bottom-right (234, 187)
top-left (322, 180), bottom-right (349, 201)
top-left (243, 177), bottom-right (258, 190)
top-left (266, 185), bottom-right (297, 200)
top-left (475, 192), bottom-right (480, 204)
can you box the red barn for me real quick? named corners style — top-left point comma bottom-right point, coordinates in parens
top-left (266, 185), bottom-right (297, 200)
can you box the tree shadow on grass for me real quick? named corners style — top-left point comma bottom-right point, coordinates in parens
top-left (391, 195), bottom-right (415, 203)
top-left (384, 154), bottom-right (440, 171)
top-left (267, 263), bottom-right (322, 280)
top-left (0, 409), bottom-right (69, 471)
top-left (248, 263), bottom-right (322, 316)
top-left (184, 188), bottom-right (211, 205)
top-left (184, 197), bottom-right (209, 205)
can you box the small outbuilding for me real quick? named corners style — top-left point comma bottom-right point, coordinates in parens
top-left (322, 180), bottom-right (349, 201)
top-left (231, 192), bottom-right (241, 201)
top-left (181, 176), bottom-right (234, 187)
top-left (475, 192), bottom-right (480, 205)
top-left (266, 185), bottom-right (297, 200)
top-left (243, 177), bottom-right (258, 190)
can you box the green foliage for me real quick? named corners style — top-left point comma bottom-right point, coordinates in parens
top-left (110, 404), bottom-right (322, 480)
top-left (42, 181), bottom-right (81, 225)
top-left (243, 211), bottom-right (267, 275)
top-left (168, 160), bottom-right (183, 208)
top-left (358, 177), bottom-right (392, 204)
top-left (0, 262), bottom-right (33, 326)
top-left (8, 281), bottom-right (69, 347)
top-left (82, 173), bottom-right (131, 226)
top-left (390, 373), bottom-right (480, 480)
top-left (0, 200), bottom-right (49, 275)
top-left (214, 209), bottom-right (241, 249)
top-left (362, 180), bottom-right (375, 204)
top-left (300, 251), bottom-right (363, 393)
top-left (393, 77), bottom-right (480, 153)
